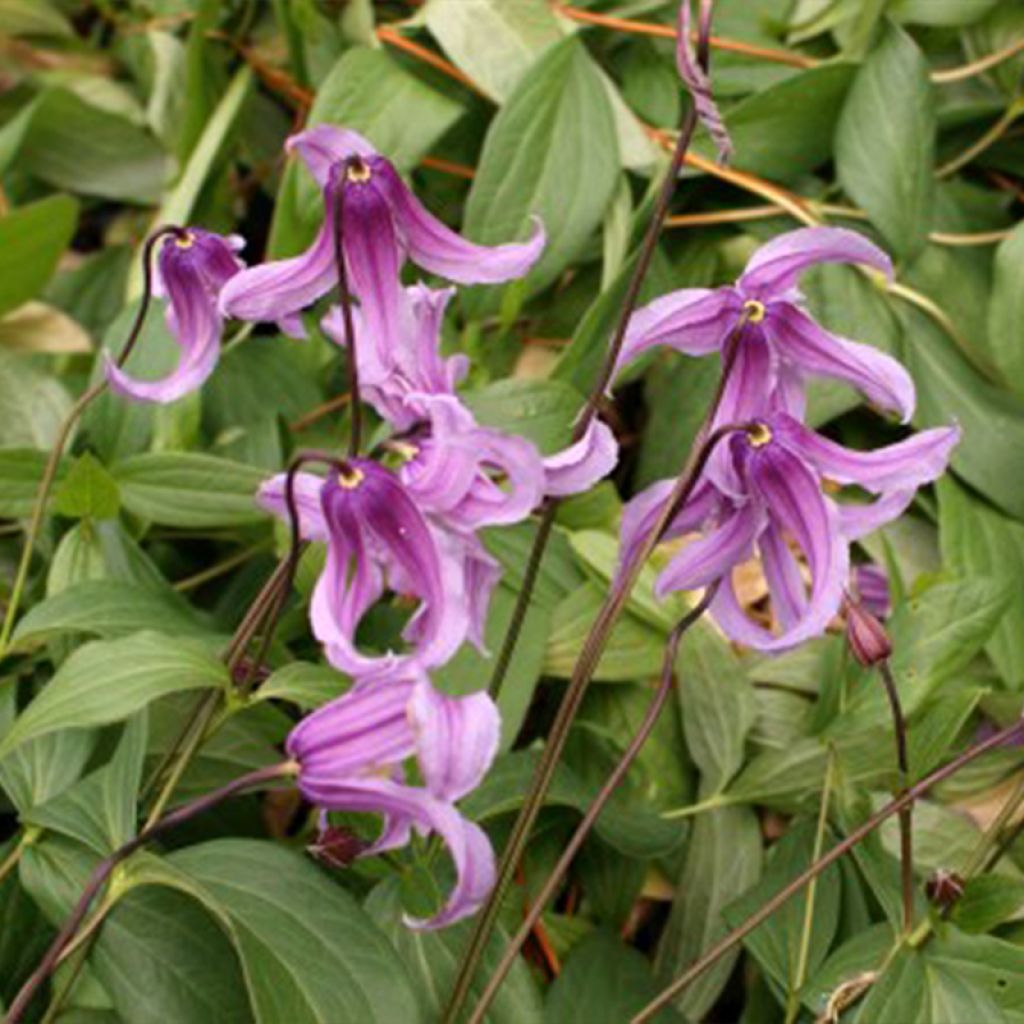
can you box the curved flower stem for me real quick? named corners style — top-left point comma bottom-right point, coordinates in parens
top-left (0, 226), bottom-right (182, 661)
top-left (627, 719), bottom-right (1024, 1024)
top-left (932, 37), bottom-right (1024, 83)
top-left (877, 659), bottom-right (914, 933)
top-left (937, 98), bottom-right (1024, 179)
top-left (4, 761), bottom-right (297, 1024)
top-left (466, 587), bottom-right (717, 1023)
top-left (486, 1), bottom-right (709, 702)
top-left (331, 181), bottom-right (362, 459)
top-left (444, 417), bottom-right (748, 1023)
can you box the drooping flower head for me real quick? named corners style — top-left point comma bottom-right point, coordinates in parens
top-left (105, 228), bottom-right (243, 403)
top-left (258, 460), bottom-right (499, 675)
top-left (288, 664), bottom-right (499, 929)
top-left (219, 125), bottom-right (545, 351)
top-left (621, 414), bottom-right (959, 651)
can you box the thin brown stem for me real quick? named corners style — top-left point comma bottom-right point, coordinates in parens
top-left (5, 761), bottom-right (297, 1024)
top-left (628, 719), bottom-right (1024, 1024)
top-left (878, 659), bottom-right (914, 933)
top-left (468, 588), bottom-right (717, 1022)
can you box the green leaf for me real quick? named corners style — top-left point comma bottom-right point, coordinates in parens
top-left (268, 46), bottom-right (463, 257)
top-left (51, 453), bottom-right (121, 520)
top-left (0, 448), bottom-right (68, 518)
top-left (424, 0), bottom-right (562, 102)
top-left (953, 875), bottom-right (1024, 935)
top-left (367, 878), bottom-right (543, 1024)
top-left (113, 452), bottom-right (267, 528)
top-left (939, 479), bottom-right (1024, 688)
top-left (0, 632), bottom-right (227, 757)
top-left (12, 580), bottom-right (211, 648)
top-left (463, 378), bottom-right (581, 455)
top-left (987, 221), bottom-right (1024, 397)
top-left (835, 22), bottom-right (936, 259)
top-left (0, 839), bottom-right (54, 1009)
top-left (0, 352), bottom-right (72, 449)
top-left (463, 38), bottom-right (618, 309)
top-left (654, 807), bottom-right (763, 1020)
top-left (255, 661), bottom-right (349, 710)
top-left (0, 194), bottom-right (79, 317)
top-left (891, 0), bottom-right (999, 26)
top-left (0, 0), bottom-right (73, 37)
top-left (162, 839), bottom-right (423, 1024)
top-left (21, 89), bottom-right (169, 204)
top-left (546, 929), bottom-right (683, 1024)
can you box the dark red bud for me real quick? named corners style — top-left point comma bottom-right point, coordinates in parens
top-left (308, 826), bottom-right (366, 869)
top-left (925, 868), bottom-right (965, 910)
top-left (846, 601), bottom-right (892, 667)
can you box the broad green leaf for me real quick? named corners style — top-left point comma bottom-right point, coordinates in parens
top-left (987, 221), bottom-right (1024, 397)
top-left (91, 885), bottom-right (252, 1024)
top-left (0, 194), bottom-right (79, 317)
top-left (21, 89), bottom-right (168, 204)
top-left (482, 520), bottom-right (583, 610)
top-left (891, 0), bottom-right (999, 26)
top-left (939, 479), bottom-right (1024, 688)
top-left (425, 0), bottom-right (563, 102)
top-left (0, 351), bottom-right (72, 449)
top-left (654, 806), bottom-right (762, 1020)
top-left (52, 453), bottom-right (120, 520)
top-left (0, 840), bottom-right (54, 1009)
top-left (725, 821), bottom-right (841, 1000)
top-left (0, 0), bottom-right (72, 36)
top-left (0, 448), bottom-right (67, 518)
top-left (463, 378), bottom-right (581, 455)
top-left (954, 875), bottom-right (1024, 934)
top-left (164, 839), bottom-right (423, 1024)
top-left (0, 300), bottom-right (92, 355)
top-left (113, 452), bottom-right (267, 528)
top-left (255, 661), bottom-right (349, 710)
top-left (367, 878), bottom-right (543, 1024)
top-left (546, 929), bottom-right (683, 1024)
top-left (0, 632), bottom-right (227, 757)
top-left (12, 580), bottom-right (211, 648)
top-left (464, 38), bottom-right (618, 308)
top-left (835, 23), bottom-right (935, 259)
top-left (268, 46), bottom-right (463, 257)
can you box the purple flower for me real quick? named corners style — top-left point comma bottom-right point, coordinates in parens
top-left (615, 228), bottom-right (912, 429)
top-left (542, 418), bottom-right (619, 498)
top-left (288, 665), bottom-right (499, 929)
top-left (219, 125), bottom-right (545, 346)
top-left (105, 229), bottom-right (243, 403)
top-left (852, 563), bottom-right (891, 619)
top-left (258, 461), bottom-right (500, 674)
top-left (621, 414), bottom-right (959, 651)
top-left (676, 0), bottom-right (732, 163)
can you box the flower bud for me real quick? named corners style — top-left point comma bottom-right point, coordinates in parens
top-left (308, 825), bottom-right (366, 869)
top-left (925, 868), bottom-right (965, 910)
top-left (845, 601), bottom-right (892, 667)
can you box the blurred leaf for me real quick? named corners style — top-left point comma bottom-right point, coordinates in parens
top-left (953, 875), bottom-right (1024, 934)
top-left (655, 806), bottom-right (762, 1020)
top-left (0, 838), bottom-right (54, 1008)
top-left (891, 0), bottom-right (1000, 26)
top-left (546, 929), bottom-right (683, 1024)
top-left (464, 38), bottom-right (618, 309)
top-left (52, 453), bottom-right (121, 520)
top-left (0, 351), bottom-right (72, 448)
top-left (113, 452), bottom-right (267, 528)
top-left (255, 661), bottom-right (349, 710)
top-left (367, 878), bottom-right (543, 1024)
top-left (463, 378), bottom-right (580, 455)
top-left (0, 0), bottom-right (72, 36)
top-left (988, 221), bottom-right (1024, 397)
top-left (425, 0), bottom-right (562, 102)
top-left (0, 632), bottom-right (227, 757)
top-left (21, 89), bottom-right (169, 204)
top-left (0, 301), bottom-right (92, 355)
top-left (0, 448), bottom-right (67, 517)
top-left (0, 194), bottom-right (79, 317)
top-left (836, 23), bottom-right (936, 259)
top-left (268, 46), bottom-right (463, 257)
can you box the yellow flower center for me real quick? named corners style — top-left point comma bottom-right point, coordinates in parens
top-left (174, 231), bottom-right (195, 250)
top-left (746, 422), bottom-right (773, 448)
top-left (742, 299), bottom-right (766, 324)
top-left (345, 158), bottom-right (372, 184)
top-left (337, 465), bottom-right (365, 489)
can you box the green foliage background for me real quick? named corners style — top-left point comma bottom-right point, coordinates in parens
top-left (1, 0), bottom-right (1024, 1021)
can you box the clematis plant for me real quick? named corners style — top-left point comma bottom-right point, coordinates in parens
top-left (620, 412), bottom-right (959, 651)
top-left (287, 664), bottom-right (499, 929)
top-left (105, 228), bottom-right (243, 403)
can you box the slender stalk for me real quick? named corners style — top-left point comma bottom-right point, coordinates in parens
top-left (877, 659), bottom-right (914, 933)
top-left (0, 226), bottom-right (181, 660)
top-left (331, 173), bottom-right (363, 458)
top-left (628, 719), bottom-right (1024, 1024)
top-left (973, 771), bottom-right (1024, 876)
top-left (937, 99), bottom-right (1024, 178)
top-left (932, 36), bottom-right (1024, 83)
top-left (467, 588), bottom-right (717, 1023)
top-left (173, 541), bottom-right (271, 592)
top-left (5, 761), bottom-right (297, 1024)
top-left (0, 836), bottom-right (25, 885)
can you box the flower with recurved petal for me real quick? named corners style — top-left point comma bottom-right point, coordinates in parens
top-left (289, 664), bottom-right (499, 929)
top-left (105, 228), bottom-right (243, 403)
top-left (620, 414), bottom-right (959, 651)
top-left (258, 460), bottom-right (500, 674)
top-left (219, 125), bottom-right (545, 350)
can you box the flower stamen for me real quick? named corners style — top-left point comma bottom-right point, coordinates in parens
top-left (337, 464), bottom-right (366, 489)
top-left (742, 298), bottom-right (766, 323)
top-left (746, 422), bottom-right (773, 448)
top-left (345, 157), bottom-right (372, 184)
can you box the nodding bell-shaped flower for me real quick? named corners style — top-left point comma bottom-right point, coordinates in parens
top-left (614, 227), bottom-right (912, 429)
top-left (288, 664), bottom-right (500, 929)
top-left (219, 125), bottom-right (545, 348)
top-left (258, 460), bottom-right (499, 675)
top-left (105, 228), bottom-right (243, 403)
top-left (620, 414), bottom-right (959, 652)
